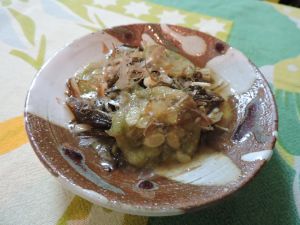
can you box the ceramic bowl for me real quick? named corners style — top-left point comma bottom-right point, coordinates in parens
top-left (24, 24), bottom-right (278, 216)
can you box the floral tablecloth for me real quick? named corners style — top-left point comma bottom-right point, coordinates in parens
top-left (0, 0), bottom-right (299, 224)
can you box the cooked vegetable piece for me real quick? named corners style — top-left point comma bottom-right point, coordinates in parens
top-left (66, 97), bottom-right (112, 130)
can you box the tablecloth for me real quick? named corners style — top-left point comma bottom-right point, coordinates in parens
top-left (0, 0), bottom-right (299, 224)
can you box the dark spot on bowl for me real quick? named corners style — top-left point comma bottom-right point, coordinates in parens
top-left (124, 32), bottom-right (133, 41)
top-left (215, 42), bottom-right (225, 53)
top-left (138, 180), bottom-right (154, 189)
top-left (63, 147), bottom-right (83, 165)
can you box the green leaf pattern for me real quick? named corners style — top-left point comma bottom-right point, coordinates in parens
top-left (10, 35), bottom-right (46, 70)
top-left (8, 8), bottom-right (36, 45)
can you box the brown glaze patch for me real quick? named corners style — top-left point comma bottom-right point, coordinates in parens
top-left (105, 25), bottom-right (144, 47)
top-left (24, 24), bottom-right (278, 214)
top-left (106, 24), bottom-right (229, 67)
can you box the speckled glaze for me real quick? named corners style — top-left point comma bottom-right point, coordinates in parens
top-left (24, 24), bottom-right (278, 216)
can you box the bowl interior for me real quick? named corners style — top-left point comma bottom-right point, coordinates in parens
top-left (25, 24), bottom-right (277, 216)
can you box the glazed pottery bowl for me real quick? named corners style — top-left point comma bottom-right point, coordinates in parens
top-left (24, 24), bottom-right (278, 216)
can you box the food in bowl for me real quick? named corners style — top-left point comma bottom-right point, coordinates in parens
top-left (66, 43), bottom-right (229, 170)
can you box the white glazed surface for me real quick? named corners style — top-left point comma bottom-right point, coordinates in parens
top-left (206, 48), bottom-right (257, 95)
top-left (241, 150), bottom-right (273, 162)
top-left (156, 150), bottom-right (241, 186)
top-left (161, 24), bottom-right (207, 56)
